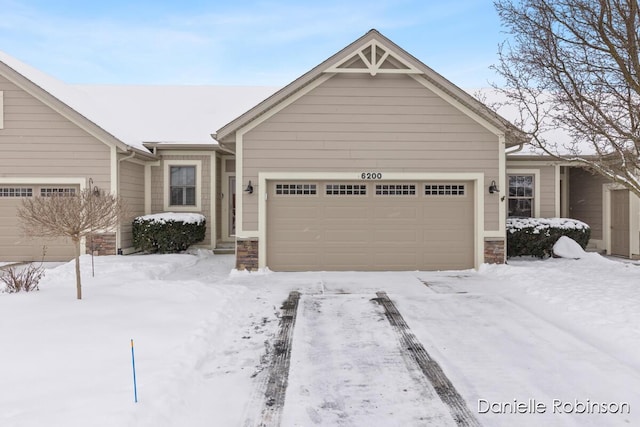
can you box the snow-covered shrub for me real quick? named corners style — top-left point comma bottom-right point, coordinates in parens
top-left (506, 217), bottom-right (590, 258)
top-left (132, 213), bottom-right (206, 253)
top-left (1, 264), bottom-right (44, 293)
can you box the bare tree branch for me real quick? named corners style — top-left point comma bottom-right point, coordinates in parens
top-left (17, 188), bottom-right (126, 300)
top-left (493, 0), bottom-right (640, 195)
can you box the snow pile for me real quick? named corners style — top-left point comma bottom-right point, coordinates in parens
top-left (552, 236), bottom-right (588, 259)
top-left (134, 212), bottom-right (206, 225)
top-left (507, 217), bottom-right (589, 234)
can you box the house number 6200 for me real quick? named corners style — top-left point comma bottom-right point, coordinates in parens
top-left (361, 172), bottom-right (382, 180)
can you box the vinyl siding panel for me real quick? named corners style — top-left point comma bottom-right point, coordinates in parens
top-left (0, 75), bottom-right (111, 189)
top-left (119, 160), bottom-right (145, 249)
top-left (242, 73), bottom-right (500, 231)
top-left (538, 166), bottom-right (557, 217)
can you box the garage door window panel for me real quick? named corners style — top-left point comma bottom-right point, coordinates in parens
top-left (326, 183), bottom-right (367, 196)
top-left (508, 175), bottom-right (534, 217)
top-left (274, 183), bottom-right (317, 196)
top-left (41, 188), bottom-right (76, 197)
top-left (424, 184), bottom-right (466, 196)
top-left (0, 188), bottom-right (33, 197)
top-left (375, 184), bottom-right (416, 196)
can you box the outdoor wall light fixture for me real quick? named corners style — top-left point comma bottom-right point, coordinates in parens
top-left (245, 181), bottom-right (254, 194)
top-left (488, 180), bottom-right (499, 194)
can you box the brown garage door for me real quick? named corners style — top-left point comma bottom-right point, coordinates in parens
top-left (0, 185), bottom-right (78, 262)
top-left (266, 180), bottom-right (474, 271)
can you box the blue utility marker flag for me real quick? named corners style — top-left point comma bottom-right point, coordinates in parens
top-left (131, 339), bottom-right (138, 403)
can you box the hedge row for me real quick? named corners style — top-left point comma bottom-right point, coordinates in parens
top-left (507, 217), bottom-right (590, 258)
top-left (132, 213), bottom-right (206, 253)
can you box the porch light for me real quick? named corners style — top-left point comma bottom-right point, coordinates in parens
top-left (245, 181), bottom-right (254, 194)
top-left (489, 180), bottom-right (499, 194)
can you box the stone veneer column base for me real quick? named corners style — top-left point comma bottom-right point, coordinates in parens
top-left (87, 233), bottom-right (117, 256)
top-left (484, 239), bottom-right (505, 264)
top-left (236, 239), bottom-right (259, 270)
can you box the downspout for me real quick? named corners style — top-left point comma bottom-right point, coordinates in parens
top-left (115, 150), bottom-right (136, 254)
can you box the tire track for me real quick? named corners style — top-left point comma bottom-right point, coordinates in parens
top-left (245, 291), bottom-right (300, 427)
top-left (374, 291), bottom-right (481, 427)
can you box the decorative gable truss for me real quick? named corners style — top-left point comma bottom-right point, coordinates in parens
top-left (324, 39), bottom-right (422, 76)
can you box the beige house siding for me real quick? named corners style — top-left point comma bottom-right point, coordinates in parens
top-left (241, 73), bottom-right (500, 231)
top-left (0, 75), bottom-right (111, 189)
top-left (150, 163), bottom-right (164, 214)
top-left (119, 159), bottom-right (145, 250)
top-left (149, 154), bottom-right (213, 246)
top-left (569, 167), bottom-right (608, 240)
top-left (537, 166), bottom-right (556, 217)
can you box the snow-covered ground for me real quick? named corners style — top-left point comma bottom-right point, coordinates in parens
top-left (0, 251), bottom-right (639, 426)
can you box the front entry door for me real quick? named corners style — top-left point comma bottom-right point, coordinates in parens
top-left (610, 189), bottom-right (630, 257)
top-left (229, 176), bottom-right (236, 237)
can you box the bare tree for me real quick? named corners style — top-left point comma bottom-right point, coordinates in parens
top-left (492, 0), bottom-right (640, 196)
top-left (17, 188), bottom-right (126, 300)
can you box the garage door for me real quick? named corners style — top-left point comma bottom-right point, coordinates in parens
top-left (0, 185), bottom-right (78, 262)
top-left (266, 180), bottom-right (475, 271)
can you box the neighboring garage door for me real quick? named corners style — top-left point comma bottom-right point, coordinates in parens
top-left (0, 185), bottom-right (78, 262)
top-left (267, 180), bottom-right (474, 271)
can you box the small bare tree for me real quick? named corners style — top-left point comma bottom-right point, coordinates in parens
top-left (17, 188), bottom-right (125, 300)
top-left (492, 0), bottom-right (640, 196)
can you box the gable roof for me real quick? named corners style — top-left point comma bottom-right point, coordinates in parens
top-left (0, 51), bottom-right (278, 153)
top-left (215, 29), bottom-right (527, 146)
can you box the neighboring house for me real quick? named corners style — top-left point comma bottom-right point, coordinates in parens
top-left (1, 30), bottom-right (638, 268)
top-left (506, 155), bottom-right (640, 259)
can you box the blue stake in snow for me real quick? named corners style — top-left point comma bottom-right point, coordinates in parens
top-left (131, 339), bottom-right (138, 403)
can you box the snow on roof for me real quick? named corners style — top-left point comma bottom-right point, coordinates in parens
top-left (0, 50), bottom-right (279, 152)
top-left (75, 85), bottom-right (279, 148)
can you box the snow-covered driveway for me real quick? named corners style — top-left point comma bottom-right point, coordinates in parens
top-left (1, 252), bottom-right (639, 427)
top-left (280, 294), bottom-right (458, 426)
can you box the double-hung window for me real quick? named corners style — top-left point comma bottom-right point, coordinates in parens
top-left (508, 175), bottom-right (534, 217)
top-left (170, 166), bottom-right (196, 206)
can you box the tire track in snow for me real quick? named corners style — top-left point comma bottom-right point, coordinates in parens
top-left (375, 291), bottom-right (481, 427)
top-left (244, 291), bottom-right (300, 427)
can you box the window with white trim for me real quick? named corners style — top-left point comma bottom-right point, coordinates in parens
top-left (326, 183), bottom-right (367, 195)
top-left (275, 183), bottom-right (317, 195)
top-left (170, 166), bottom-right (196, 206)
top-left (375, 184), bottom-right (416, 196)
top-left (424, 184), bottom-right (465, 196)
top-left (508, 175), bottom-right (534, 217)
top-left (0, 187), bottom-right (32, 197)
top-left (41, 187), bottom-right (76, 197)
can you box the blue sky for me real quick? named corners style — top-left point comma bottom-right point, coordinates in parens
top-left (0, 0), bottom-right (505, 88)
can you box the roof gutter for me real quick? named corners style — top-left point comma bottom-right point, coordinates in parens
top-left (505, 141), bottom-right (525, 155)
